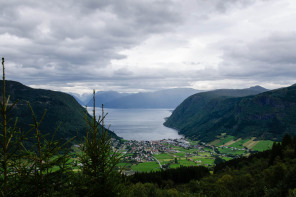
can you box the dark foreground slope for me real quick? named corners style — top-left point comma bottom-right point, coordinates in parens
top-left (164, 85), bottom-right (296, 142)
top-left (0, 80), bottom-right (118, 142)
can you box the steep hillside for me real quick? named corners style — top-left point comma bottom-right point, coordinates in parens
top-left (163, 85), bottom-right (296, 142)
top-left (233, 84), bottom-right (296, 139)
top-left (0, 80), bottom-right (118, 142)
top-left (102, 88), bottom-right (202, 109)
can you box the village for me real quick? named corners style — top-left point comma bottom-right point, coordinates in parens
top-left (112, 138), bottom-right (249, 173)
top-left (72, 135), bottom-right (271, 174)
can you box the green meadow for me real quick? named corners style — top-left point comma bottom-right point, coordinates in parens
top-left (251, 140), bottom-right (274, 151)
top-left (131, 162), bottom-right (160, 172)
top-left (119, 137), bottom-right (275, 173)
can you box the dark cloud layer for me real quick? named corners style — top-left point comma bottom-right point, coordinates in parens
top-left (0, 0), bottom-right (295, 93)
top-left (1, 0), bottom-right (181, 85)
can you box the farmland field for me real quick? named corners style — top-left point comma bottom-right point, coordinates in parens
top-left (154, 153), bottom-right (173, 160)
top-left (115, 137), bottom-right (275, 173)
top-left (216, 135), bottom-right (235, 146)
top-left (251, 140), bottom-right (274, 151)
top-left (230, 138), bottom-right (251, 148)
top-left (131, 162), bottom-right (160, 172)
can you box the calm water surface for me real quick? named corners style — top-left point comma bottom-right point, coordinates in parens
top-left (89, 108), bottom-right (183, 141)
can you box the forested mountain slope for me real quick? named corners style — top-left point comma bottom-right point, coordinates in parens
top-left (0, 80), bottom-right (118, 142)
top-left (164, 85), bottom-right (296, 142)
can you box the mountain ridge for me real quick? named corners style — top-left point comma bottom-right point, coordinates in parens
top-left (87, 88), bottom-right (203, 109)
top-left (0, 80), bottom-right (118, 143)
top-left (86, 91), bottom-right (131, 107)
top-left (163, 85), bottom-right (296, 142)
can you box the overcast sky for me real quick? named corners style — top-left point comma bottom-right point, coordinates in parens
top-left (1, 0), bottom-right (296, 95)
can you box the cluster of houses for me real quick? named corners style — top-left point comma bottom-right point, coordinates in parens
top-left (117, 138), bottom-right (207, 164)
top-left (73, 138), bottom-right (248, 170)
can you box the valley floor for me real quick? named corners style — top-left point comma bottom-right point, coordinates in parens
top-left (73, 135), bottom-right (274, 174)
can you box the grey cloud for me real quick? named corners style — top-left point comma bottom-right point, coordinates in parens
top-left (185, 0), bottom-right (259, 19)
top-left (219, 32), bottom-right (296, 80)
top-left (0, 0), bottom-right (182, 87)
top-left (92, 77), bottom-right (193, 92)
top-left (215, 0), bottom-right (256, 13)
top-left (113, 68), bottom-right (133, 77)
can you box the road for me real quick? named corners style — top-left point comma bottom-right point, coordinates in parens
top-left (152, 156), bottom-right (162, 169)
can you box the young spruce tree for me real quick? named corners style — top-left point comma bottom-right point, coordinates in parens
top-left (0, 57), bottom-right (24, 197)
top-left (77, 90), bottom-right (123, 197)
top-left (0, 57), bottom-right (73, 197)
top-left (20, 103), bottom-right (74, 197)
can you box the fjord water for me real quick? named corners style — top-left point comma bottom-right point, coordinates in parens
top-left (89, 108), bottom-right (183, 141)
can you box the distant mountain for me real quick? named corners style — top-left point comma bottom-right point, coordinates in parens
top-left (90, 88), bottom-right (202, 109)
top-left (70, 92), bottom-right (92, 106)
top-left (198, 86), bottom-right (268, 98)
top-left (86, 91), bottom-right (131, 107)
top-left (163, 85), bottom-right (296, 142)
top-left (0, 80), bottom-right (118, 143)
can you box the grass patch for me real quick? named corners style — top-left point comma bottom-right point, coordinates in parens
top-left (221, 157), bottom-right (233, 161)
top-left (195, 158), bottom-right (215, 165)
top-left (229, 138), bottom-right (251, 148)
top-left (174, 152), bottom-right (185, 157)
top-left (186, 149), bottom-right (198, 153)
top-left (203, 147), bottom-right (213, 152)
top-left (198, 152), bottom-right (211, 156)
top-left (252, 140), bottom-right (274, 151)
top-left (131, 162), bottom-right (160, 172)
top-left (178, 159), bottom-right (196, 166)
top-left (243, 137), bottom-right (259, 149)
top-left (209, 139), bottom-right (221, 146)
top-left (200, 158), bottom-right (215, 165)
top-left (170, 164), bottom-right (182, 168)
top-left (216, 135), bottom-right (235, 146)
top-left (224, 138), bottom-right (241, 146)
top-left (117, 163), bottom-right (131, 167)
top-left (218, 147), bottom-right (246, 155)
top-left (188, 139), bottom-right (199, 146)
top-left (154, 153), bottom-right (173, 160)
